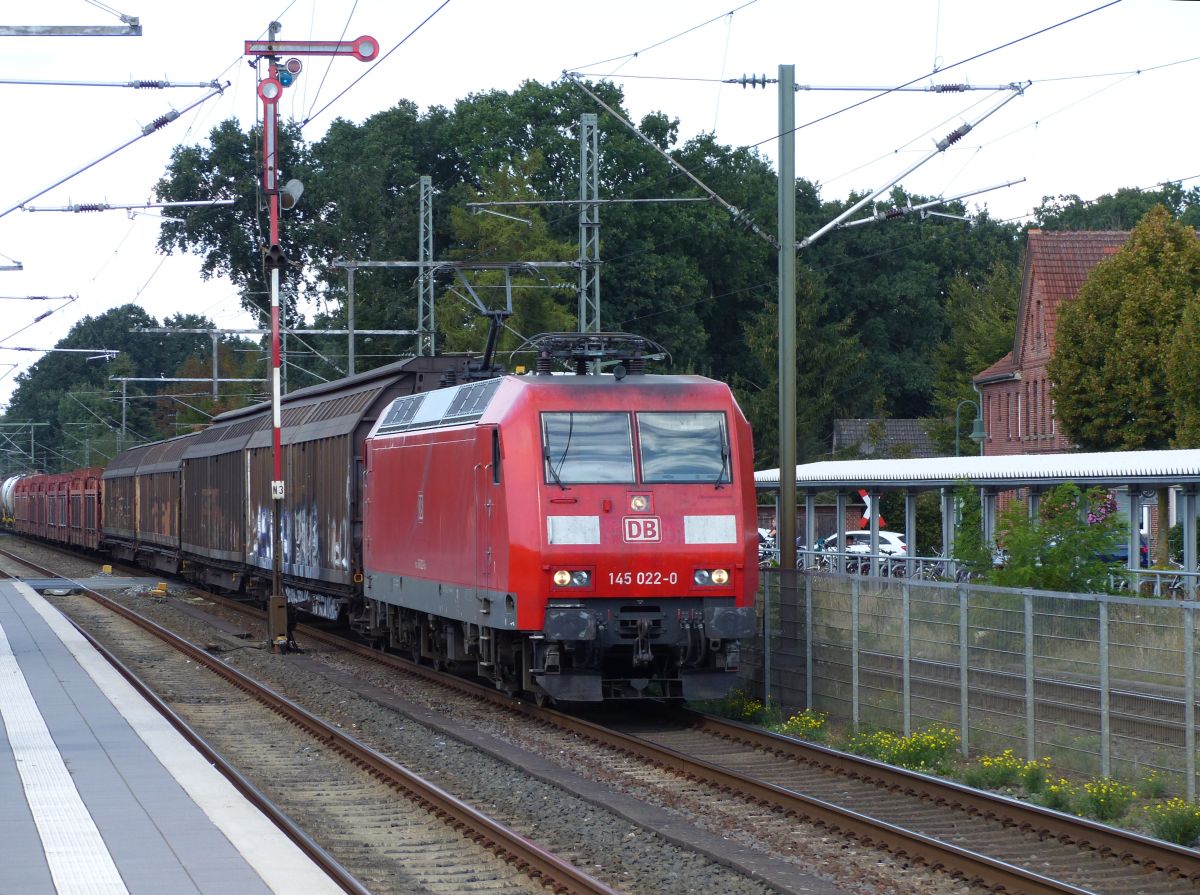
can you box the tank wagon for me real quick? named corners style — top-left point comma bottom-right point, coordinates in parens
top-left (7, 335), bottom-right (758, 702)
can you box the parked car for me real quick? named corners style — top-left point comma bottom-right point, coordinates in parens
top-left (1096, 537), bottom-right (1149, 568)
top-left (807, 530), bottom-right (908, 556)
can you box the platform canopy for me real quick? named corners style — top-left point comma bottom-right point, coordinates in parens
top-left (755, 448), bottom-right (1200, 491)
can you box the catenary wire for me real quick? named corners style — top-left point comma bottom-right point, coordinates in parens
top-left (569, 0), bottom-right (759, 73)
top-left (301, 0), bottom-right (453, 129)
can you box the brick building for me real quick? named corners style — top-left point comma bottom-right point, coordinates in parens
top-left (973, 229), bottom-right (1130, 456)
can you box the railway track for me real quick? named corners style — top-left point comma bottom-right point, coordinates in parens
top-left (213, 597), bottom-right (1200, 894)
top-left (296, 627), bottom-right (1200, 895)
top-left (0, 549), bottom-right (618, 895)
top-left (9, 541), bottom-right (1200, 895)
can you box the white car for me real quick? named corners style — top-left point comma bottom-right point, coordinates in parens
top-left (813, 530), bottom-right (908, 556)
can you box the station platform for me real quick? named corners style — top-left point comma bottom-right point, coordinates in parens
top-left (0, 579), bottom-right (343, 895)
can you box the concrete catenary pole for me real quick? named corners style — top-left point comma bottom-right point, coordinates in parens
top-left (777, 64), bottom-right (797, 572)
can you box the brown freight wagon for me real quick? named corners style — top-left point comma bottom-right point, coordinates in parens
top-left (179, 354), bottom-right (476, 614)
top-left (103, 435), bottom-right (198, 572)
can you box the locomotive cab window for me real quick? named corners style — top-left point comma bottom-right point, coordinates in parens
top-left (541, 412), bottom-right (635, 484)
top-left (637, 412), bottom-right (730, 483)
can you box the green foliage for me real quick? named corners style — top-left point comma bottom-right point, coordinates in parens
top-left (1049, 205), bottom-right (1200, 451)
top-left (1040, 777), bottom-right (1079, 813)
top-left (152, 77), bottom-right (1026, 467)
top-left (2, 305), bottom-right (225, 469)
top-left (773, 708), bottom-right (828, 741)
top-left (1077, 778), bottom-right (1139, 822)
top-left (1140, 771), bottom-right (1168, 800)
top-left (1144, 798), bottom-right (1200, 845)
top-left (931, 258), bottom-right (1019, 453)
top-left (1034, 184), bottom-right (1200, 231)
top-left (951, 479), bottom-right (994, 576)
top-left (988, 484), bottom-right (1126, 593)
top-left (962, 750), bottom-right (1049, 791)
top-left (703, 688), bottom-right (774, 724)
top-left (843, 724), bottom-right (960, 774)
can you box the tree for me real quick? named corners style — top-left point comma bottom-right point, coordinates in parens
top-left (989, 485), bottom-right (1125, 594)
top-left (1049, 205), bottom-right (1200, 563)
top-left (1049, 206), bottom-right (1200, 451)
top-left (930, 257), bottom-right (1020, 452)
top-left (734, 270), bottom-right (867, 466)
top-left (1034, 185), bottom-right (1200, 231)
top-left (2, 305), bottom-right (220, 467)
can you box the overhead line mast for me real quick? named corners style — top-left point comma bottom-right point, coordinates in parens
top-left (244, 21), bottom-right (378, 653)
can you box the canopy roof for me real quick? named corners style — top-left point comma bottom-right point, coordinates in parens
top-left (756, 448), bottom-right (1200, 491)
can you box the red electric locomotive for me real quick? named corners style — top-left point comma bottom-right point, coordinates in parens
top-left (359, 334), bottom-right (758, 702)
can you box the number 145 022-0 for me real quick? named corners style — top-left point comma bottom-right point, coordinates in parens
top-left (607, 571), bottom-right (679, 586)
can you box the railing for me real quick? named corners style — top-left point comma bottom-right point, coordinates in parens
top-left (758, 545), bottom-right (1200, 597)
top-left (745, 566), bottom-right (1200, 800)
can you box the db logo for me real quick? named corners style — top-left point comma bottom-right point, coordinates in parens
top-left (623, 516), bottom-right (661, 542)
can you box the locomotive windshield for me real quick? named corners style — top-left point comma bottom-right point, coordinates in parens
top-left (637, 412), bottom-right (730, 483)
top-left (542, 412), bottom-right (636, 483)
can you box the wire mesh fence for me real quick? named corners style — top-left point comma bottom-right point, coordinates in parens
top-left (738, 567), bottom-right (1200, 798)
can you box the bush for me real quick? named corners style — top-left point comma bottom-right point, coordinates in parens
top-left (1040, 777), bottom-right (1078, 813)
top-left (962, 749), bottom-right (1048, 792)
top-left (1078, 778), bottom-right (1138, 822)
top-left (844, 724), bottom-right (960, 774)
top-left (774, 708), bottom-right (827, 741)
top-left (705, 688), bottom-right (773, 724)
top-left (1144, 798), bottom-right (1200, 846)
top-left (1141, 771), bottom-right (1168, 800)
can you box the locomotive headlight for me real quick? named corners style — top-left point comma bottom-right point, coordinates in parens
top-left (630, 494), bottom-right (649, 512)
top-left (552, 569), bottom-right (592, 587)
top-left (693, 568), bottom-right (730, 586)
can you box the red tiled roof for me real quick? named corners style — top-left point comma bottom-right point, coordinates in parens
top-left (1025, 229), bottom-right (1130, 306)
top-left (973, 351), bottom-right (1015, 384)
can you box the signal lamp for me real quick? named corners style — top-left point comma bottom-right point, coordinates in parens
top-left (711, 569), bottom-right (729, 585)
top-left (630, 495), bottom-right (649, 512)
top-left (553, 569), bottom-right (571, 586)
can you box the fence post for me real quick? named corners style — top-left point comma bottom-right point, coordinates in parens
top-left (902, 581), bottom-right (911, 736)
top-left (805, 574), bottom-right (813, 710)
top-left (1187, 604), bottom-right (1196, 802)
top-left (851, 576), bottom-right (860, 727)
top-left (763, 570), bottom-right (772, 709)
top-left (1025, 592), bottom-right (1036, 763)
top-left (1099, 599), bottom-right (1110, 778)
top-left (959, 583), bottom-right (969, 756)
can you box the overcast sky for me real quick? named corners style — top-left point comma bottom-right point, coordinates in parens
top-left (0, 0), bottom-right (1196, 408)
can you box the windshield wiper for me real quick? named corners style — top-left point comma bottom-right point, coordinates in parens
top-left (544, 445), bottom-right (566, 490)
top-left (713, 440), bottom-right (729, 489)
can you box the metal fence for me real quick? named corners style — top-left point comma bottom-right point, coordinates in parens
top-left (740, 567), bottom-right (1200, 798)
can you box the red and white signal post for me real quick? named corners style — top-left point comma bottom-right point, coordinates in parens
top-left (245, 23), bottom-right (378, 651)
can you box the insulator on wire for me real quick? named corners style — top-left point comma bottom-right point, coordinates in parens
top-left (142, 110), bottom-right (180, 135)
top-left (884, 208), bottom-right (906, 219)
top-left (931, 83), bottom-right (968, 93)
top-left (936, 123), bottom-right (972, 150)
top-left (734, 73), bottom-right (773, 89)
top-left (73, 204), bottom-right (107, 213)
top-left (131, 80), bottom-right (166, 89)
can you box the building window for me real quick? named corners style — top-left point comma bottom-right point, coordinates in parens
top-left (1032, 380), bottom-right (1039, 437)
